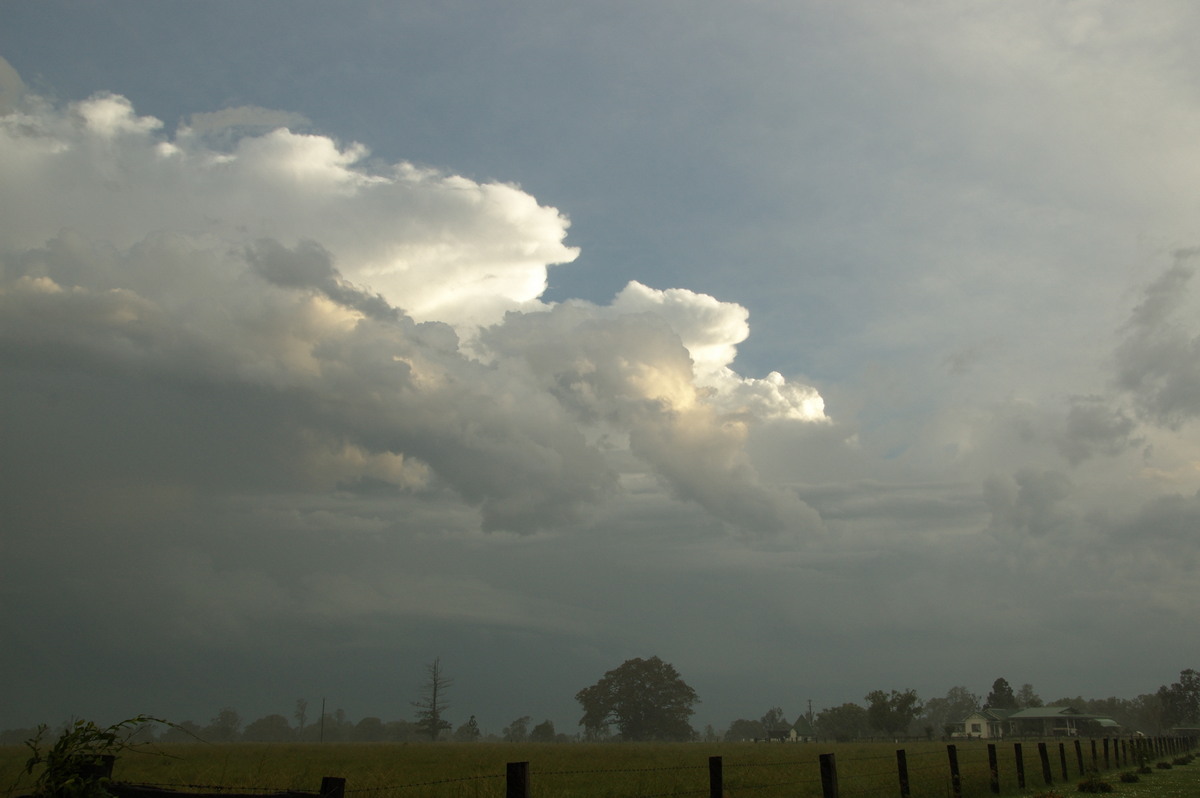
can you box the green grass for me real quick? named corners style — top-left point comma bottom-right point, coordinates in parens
top-left (3, 740), bottom-right (1196, 798)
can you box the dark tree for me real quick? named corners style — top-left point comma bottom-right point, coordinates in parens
top-left (242, 714), bottom-right (294, 742)
top-left (865, 689), bottom-right (922, 736)
top-left (203, 708), bottom-right (241, 742)
top-left (1157, 668), bottom-right (1200, 729)
top-left (1016, 683), bottom-right (1043, 708)
top-left (412, 657), bottom-right (453, 741)
top-left (352, 717), bottom-right (387, 742)
top-left (986, 677), bottom-right (1018, 709)
top-left (575, 656), bottom-right (699, 741)
top-left (452, 715), bottom-right (481, 742)
top-left (760, 707), bottom-right (789, 731)
top-left (157, 720), bottom-right (202, 744)
top-left (503, 715), bottom-right (532, 742)
top-left (724, 718), bottom-right (766, 741)
top-left (920, 686), bottom-right (980, 737)
top-left (529, 719), bottom-right (557, 742)
top-left (816, 703), bottom-right (868, 741)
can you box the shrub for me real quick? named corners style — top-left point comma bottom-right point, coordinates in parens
top-left (23, 715), bottom-right (169, 798)
top-left (1156, 761), bottom-right (1173, 769)
top-left (1119, 772), bottom-right (1139, 783)
top-left (1076, 772), bottom-right (1113, 793)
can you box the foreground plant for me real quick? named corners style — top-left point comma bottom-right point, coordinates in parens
top-left (23, 715), bottom-right (170, 798)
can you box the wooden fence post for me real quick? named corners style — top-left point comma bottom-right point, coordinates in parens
top-left (1090, 739), bottom-right (1098, 770)
top-left (1037, 742), bottom-right (1053, 786)
top-left (896, 749), bottom-right (910, 798)
top-left (819, 752), bottom-right (839, 798)
top-left (1074, 739), bottom-right (1085, 775)
top-left (506, 761), bottom-right (529, 798)
top-left (1013, 742), bottom-right (1025, 790)
top-left (1102, 738), bottom-right (1110, 770)
top-left (946, 744), bottom-right (962, 798)
top-left (987, 744), bottom-right (999, 795)
top-left (708, 755), bottom-right (722, 798)
top-left (1058, 742), bottom-right (1069, 781)
top-left (319, 777), bottom-right (345, 798)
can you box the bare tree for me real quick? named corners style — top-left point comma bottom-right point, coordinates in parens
top-left (412, 657), bottom-right (453, 741)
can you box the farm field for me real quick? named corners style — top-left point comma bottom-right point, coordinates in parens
top-left (3, 739), bottom-right (1197, 798)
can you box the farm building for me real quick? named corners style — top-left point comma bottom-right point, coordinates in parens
top-left (954, 705), bottom-right (1121, 738)
top-left (956, 708), bottom-right (1015, 739)
top-left (788, 714), bottom-right (817, 742)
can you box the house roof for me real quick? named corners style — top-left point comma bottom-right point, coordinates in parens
top-left (1008, 706), bottom-right (1083, 719)
top-left (965, 708), bottom-right (1016, 721)
top-left (791, 715), bottom-right (816, 735)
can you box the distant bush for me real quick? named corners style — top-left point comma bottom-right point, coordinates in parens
top-left (1156, 761), bottom-right (1173, 769)
top-left (1119, 771), bottom-right (1139, 783)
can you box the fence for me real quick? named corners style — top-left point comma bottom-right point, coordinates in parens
top-left (77, 735), bottom-right (1196, 798)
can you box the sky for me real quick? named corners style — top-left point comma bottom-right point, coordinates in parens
top-left (2, 1), bottom-right (1200, 737)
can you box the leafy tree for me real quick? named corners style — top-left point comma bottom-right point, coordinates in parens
top-left (202, 708), bottom-right (241, 742)
top-left (1157, 668), bottom-right (1200, 729)
top-left (760, 707), bottom-right (789, 731)
top-left (816, 703), bottom-right (868, 741)
top-left (1016, 683), bottom-right (1043, 708)
top-left (529, 719), bottom-right (557, 743)
top-left (452, 716), bottom-right (481, 742)
top-left (920, 686), bottom-right (979, 737)
top-left (242, 714), bottom-right (294, 742)
top-left (294, 699), bottom-right (308, 732)
top-left (503, 715), bottom-right (531, 743)
top-left (383, 719), bottom-right (423, 742)
top-left (985, 678), bottom-right (1018, 709)
top-left (724, 718), bottom-right (766, 741)
top-left (702, 724), bottom-right (720, 743)
top-left (352, 717), bottom-right (387, 742)
top-left (156, 720), bottom-right (202, 744)
top-left (865, 689), bottom-right (922, 736)
top-left (412, 657), bottom-right (453, 741)
top-left (575, 656), bottom-right (699, 741)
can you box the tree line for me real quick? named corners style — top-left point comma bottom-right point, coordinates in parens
top-left (726, 672), bottom-right (1200, 742)
top-left (2, 661), bottom-right (1196, 746)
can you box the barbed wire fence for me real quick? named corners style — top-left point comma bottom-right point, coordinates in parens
top-left (94, 734), bottom-right (1197, 798)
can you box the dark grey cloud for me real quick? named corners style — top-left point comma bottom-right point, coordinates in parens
top-left (1058, 395), bottom-right (1140, 464)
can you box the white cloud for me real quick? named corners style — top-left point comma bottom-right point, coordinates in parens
top-left (0, 85), bottom-right (826, 537)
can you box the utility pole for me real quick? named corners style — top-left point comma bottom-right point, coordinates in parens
top-left (320, 697), bottom-right (326, 743)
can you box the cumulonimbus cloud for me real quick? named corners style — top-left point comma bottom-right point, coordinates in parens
top-left (0, 72), bottom-right (827, 535)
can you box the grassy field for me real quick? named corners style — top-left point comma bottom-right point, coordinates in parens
top-left (3, 739), bottom-right (1197, 798)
